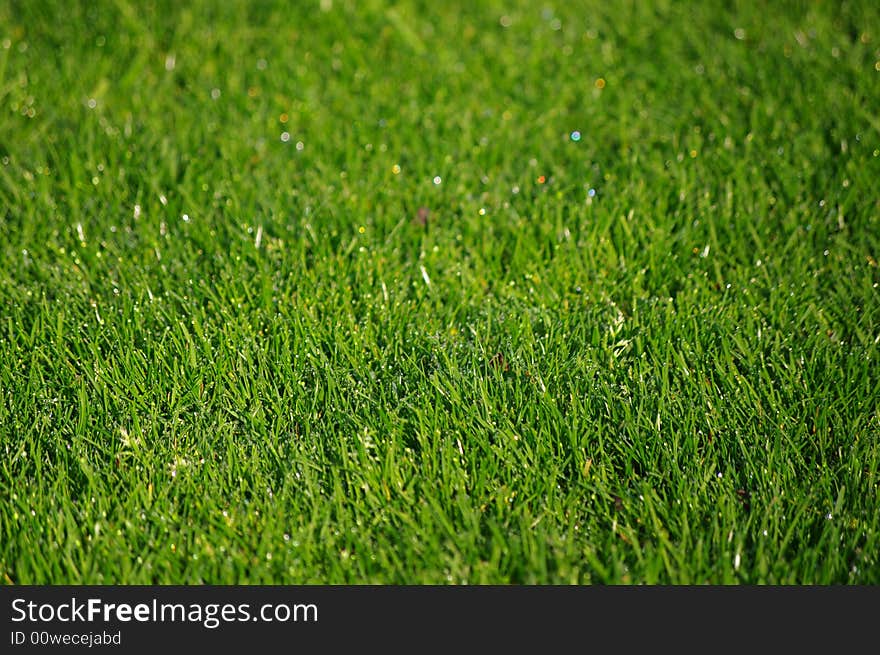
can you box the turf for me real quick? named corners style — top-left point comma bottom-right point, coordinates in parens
top-left (1, 0), bottom-right (878, 584)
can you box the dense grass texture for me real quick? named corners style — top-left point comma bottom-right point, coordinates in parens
top-left (1, 0), bottom-right (878, 584)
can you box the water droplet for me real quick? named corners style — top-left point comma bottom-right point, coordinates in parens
top-left (433, 175), bottom-right (442, 185)
top-left (571, 130), bottom-right (581, 141)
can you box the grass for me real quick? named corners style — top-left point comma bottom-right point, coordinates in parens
top-left (0, 0), bottom-right (878, 584)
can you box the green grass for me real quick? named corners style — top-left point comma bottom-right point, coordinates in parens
top-left (1, 0), bottom-right (878, 584)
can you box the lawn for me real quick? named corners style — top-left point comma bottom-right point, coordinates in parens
top-left (1, 0), bottom-right (878, 584)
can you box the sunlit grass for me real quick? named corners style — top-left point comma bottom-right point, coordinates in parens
top-left (1, 0), bottom-right (878, 584)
